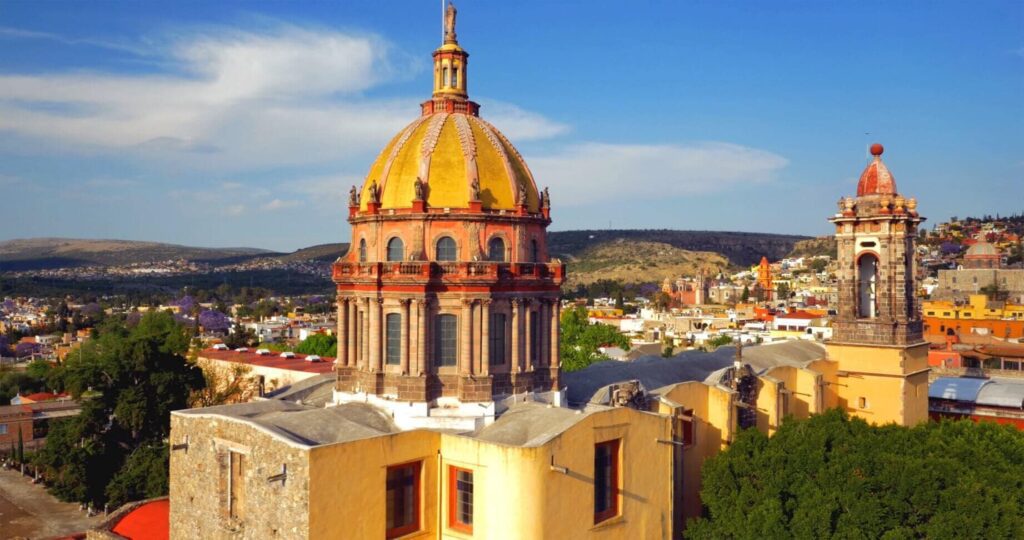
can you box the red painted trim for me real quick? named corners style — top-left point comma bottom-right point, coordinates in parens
top-left (385, 461), bottom-right (422, 539)
top-left (448, 465), bottom-right (473, 534)
top-left (594, 439), bottom-right (621, 524)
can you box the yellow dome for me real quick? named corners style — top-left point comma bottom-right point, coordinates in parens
top-left (360, 111), bottom-right (540, 213)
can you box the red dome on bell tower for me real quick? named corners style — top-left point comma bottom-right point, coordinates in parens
top-left (856, 143), bottom-right (897, 197)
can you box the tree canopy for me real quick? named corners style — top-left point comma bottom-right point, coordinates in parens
top-left (295, 333), bottom-right (337, 357)
top-left (32, 311), bottom-right (205, 508)
top-left (559, 306), bottom-right (630, 372)
top-left (686, 410), bottom-right (1024, 539)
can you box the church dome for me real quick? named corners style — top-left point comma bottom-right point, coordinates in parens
top-left (359, 112), bottom-right (540, 213)
top-left (856, 143), bottom-right (897, 197)
top-left (356, 5), bottom-right (540, 215)
top-left (966, 241), bottom-right (997, 257)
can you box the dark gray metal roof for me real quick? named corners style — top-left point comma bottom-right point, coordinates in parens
top-left (563, 340), bottom-right (826, 406)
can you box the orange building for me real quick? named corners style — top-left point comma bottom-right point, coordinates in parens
top-left (757, 256), bottom-right (773, 300)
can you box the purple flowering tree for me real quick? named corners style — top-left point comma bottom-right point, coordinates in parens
top-left (198, 310), bottom-right (231, 333)
top-left (174, 295), bottom-right (197, 314)
top-left (15, 342), bottom-right (41, 358)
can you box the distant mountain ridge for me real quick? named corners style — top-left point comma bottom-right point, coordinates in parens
top-left (548, 229), bottom-right (809, 267)
top-left (1, 230), bottom-right (807, 274)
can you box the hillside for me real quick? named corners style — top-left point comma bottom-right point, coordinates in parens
top-left (0, 238), bottom-right (274, 271)
top-left (560, 240), bottom-right (729, 287)
top-left (786, 236), bottom-right (837, 259)
top-left (548, 229), bottom-right (808, 267)
top-left (277, 243), bottom-right (348, 263)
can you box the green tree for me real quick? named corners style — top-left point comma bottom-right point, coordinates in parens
top-left (686, 410), bottom-right (1024, 539)
top-left (775, 282), bottom-right (791, 300)
top-left (33, 311), bottom-right (205, 507)
top-left (295, 333), bottom-right (338, 357)
top-left (740, 285), bottom-right (750, 303)
top-left (559, 306), bottom-right (630, 372)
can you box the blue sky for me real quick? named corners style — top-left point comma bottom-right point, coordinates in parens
top-left (0, 1), bottom-right (1021, 251)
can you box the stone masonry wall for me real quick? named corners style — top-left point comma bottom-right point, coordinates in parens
top-left (169, 414), bottom-right (311, 540)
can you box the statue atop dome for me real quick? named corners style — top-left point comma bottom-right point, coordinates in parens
top-left (444, 2), bottom-right (458, 44)
top-left (349, 185), bottom-right (359, 207)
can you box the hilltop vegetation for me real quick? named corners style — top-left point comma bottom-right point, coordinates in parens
top-left (559, 240), bottom-right (729, 288)
top-left (785, 236), bottom-right (837, 259)
top-left (548, 229), bottom-right (807, 267)
top-left (0, 238), bottom-right (270, 271)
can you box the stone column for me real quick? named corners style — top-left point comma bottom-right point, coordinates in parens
top-left (347, 299), bottom-right (357, 368)
top-left (460, 299), bottom-right (474, 376)
top-left (400, 299), bottom-right (411, 375)
top-left (524, 300), bottom-right (533, 372)
top-left (550, 299), bottom-right (561, 369)
top-left (361, 298), bottom-right (370, 370)
top-left (369, 297), bottom-right (381, 372)
top-left (337, 297), bottom-right (348, 367)
top-left (481, 300), bottom-right (491, 376)
top-left (537, 300), bottom-right (547, 368)
top-left (416, 299), bottom-right (428, 375)
top-left (511, 298), bottom-right (522, 373)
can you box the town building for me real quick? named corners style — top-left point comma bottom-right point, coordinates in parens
top-left (923, 294), bottom-right (1024, 340)
top-left (929, 377), bottom-right (1024, 429)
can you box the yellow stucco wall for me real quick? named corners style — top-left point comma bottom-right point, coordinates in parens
top-left (309, 430), bottom-right (441, 539)
top-left (827, 342), bottom-right (929, 426)
top-left (305, 407), bottom-right (674, 539)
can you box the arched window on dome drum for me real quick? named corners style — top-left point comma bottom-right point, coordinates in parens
top-left (359, 239), bottom-right (367, 262)
top-left (857, 253), bottom-right (879, 318)
top-left (451, 65), bottom-right (458, 88)
top-left (487, 237), bottom-right (505, 262)
top-left (442, 66), bottom-right (449, 88)
top-left (530, 240), bottom-right (539, 263)
top-left (436, 237), bottom-right (457, 261)
top-left (387, 237), bottom-right (404, 262)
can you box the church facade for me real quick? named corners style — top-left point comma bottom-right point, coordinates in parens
top-left (168, 6), bottom-right (928, 539)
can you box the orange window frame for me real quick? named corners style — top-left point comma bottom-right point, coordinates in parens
top-left (448, 465), bottom-right (473, 534)
top-left (386, 461), bottom-right (421, 539)
top-left (594, 439), bottom-right (621, 524)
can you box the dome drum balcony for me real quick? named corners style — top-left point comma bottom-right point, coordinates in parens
top-left (332, 260), bottom-right (565, 288)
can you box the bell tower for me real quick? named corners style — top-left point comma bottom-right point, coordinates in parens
top-left (826, 143), bottom-right (929, 426)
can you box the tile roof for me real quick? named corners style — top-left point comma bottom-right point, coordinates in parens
top-left (110, 499), bottom-right (169, 540)
top-left (198, 348), bottom-right (335, 374)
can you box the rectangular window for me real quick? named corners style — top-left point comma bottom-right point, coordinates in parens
top-left (594, 439), bottom-right (620, 524)
top-left (0, 424), bottom-right (7, 435)
top-left (1004, 361), bottom-right (1021, 371)
top-left (984, 357), bottom-right (1003, 370)
top-left (448, 466), bottom-right (473, 533)
top-left (858, 397), bottom-right (868, 409)
top-left (223, 450), bottom-right (245, 521)
top-left (435, 314), bottom-right (458, 367)
top-left (386, 462), bottom-right (421, 538)
top-left (386, 313), bottom-right (401, 365)
top-left (489, 313), bottom-right (506, 365)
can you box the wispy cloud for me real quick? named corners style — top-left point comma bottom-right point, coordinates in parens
top-left (528, 142), bottom-right (788, 205)
top-left (0, 26), bottom-right (152, 56)
top-left (262, 198), bottom-right (300, 211)
top-left (0, 24), bottom-right (566, 175)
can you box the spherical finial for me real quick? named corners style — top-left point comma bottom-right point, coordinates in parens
top-left (870, 143), bottom-right (884, 156)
